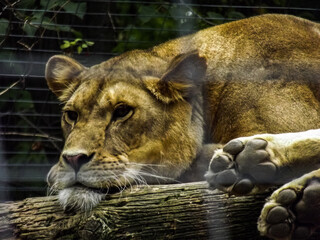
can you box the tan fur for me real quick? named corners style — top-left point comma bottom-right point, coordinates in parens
top-left (45, 14), bottom-right (320, 211)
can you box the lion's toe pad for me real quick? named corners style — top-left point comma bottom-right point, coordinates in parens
top-left (206, 138), bottom-right (277, 194)
top-left (259, 179), bottom-right (320, 240)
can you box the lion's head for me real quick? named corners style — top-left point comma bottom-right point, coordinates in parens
top-left (45, 51), bottom-right (207, 211)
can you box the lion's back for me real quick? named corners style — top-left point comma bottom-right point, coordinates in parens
top-left (152, 14), bottom-right (320, 66)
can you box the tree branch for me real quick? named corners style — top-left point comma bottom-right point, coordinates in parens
top-left (1, 181), bottom-right (319, 239)
top-left (0, 131), bottom-right (62, 142)
top-left (0, 79), bottom-right (22, 96)
top-left (0, 182), bottom-right (268, 239)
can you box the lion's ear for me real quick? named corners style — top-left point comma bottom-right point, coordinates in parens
top-left (45, 55), bottom-right (85, 101)
top-left (145, 51), bottom-right (207, 104)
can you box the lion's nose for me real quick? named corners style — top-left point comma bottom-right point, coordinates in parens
top-left (63, 153), bottom-right (93, 172)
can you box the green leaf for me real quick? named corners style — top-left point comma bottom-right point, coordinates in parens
top-left (71, 29), bottom-right (83, 38)
top-left (14, 91), bottom-right (35, 112)
top-left (74, 38), bottom-right (82, 43)
top-left (81, 43), bottom-right (88, 48)
top-left (138, 5), bottom-right (158, 24)
top-left (22, 23), bottom-right (38, 36)
top-left (169, 5), bottom-right (185, 19)
top-left (9, 141), bottom-right (47, 164)
top-left (86, 41), bottom-right (94, 46)
top-left (32, 16), bottom-right (53, 30)
top-left (39, 17), bottom-right (72, 33)
top-left (60, 41), bottom-right (71, 49)
top-left (31, 11), bottom-right (45, 24)
top-left (17, 0), bottom-right (36, 8)
top-left (63, 2), bottom-right (87, 20)
top-left (0, 89), bottom-right (35, 112)
top-left (40, 0), bottom-right (65, 10)
top-left (0, 18), bottom-right (9, 36)
top-left (77, 46), bottom-right (83, 54)
top-left (55, 24), bottom-right (72, 32)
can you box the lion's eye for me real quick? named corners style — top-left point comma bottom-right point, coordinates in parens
top-left (65, 110), bottom-right (78, 122)
top-left (112, 104), bottom-right (133, 121)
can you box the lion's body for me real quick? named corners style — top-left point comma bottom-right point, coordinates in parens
top-left (154, 14), bottom-right (320, 142)
top-left (46, 14), bottom-right (320, 234)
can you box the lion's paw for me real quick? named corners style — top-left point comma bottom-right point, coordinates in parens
top-left (205, 138), bottom-right (278, 194)
top-left (259, 178), bottom-right (320, 240)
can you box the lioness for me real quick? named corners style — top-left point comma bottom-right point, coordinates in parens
top-left (46, 14), bottom-right (320, 239)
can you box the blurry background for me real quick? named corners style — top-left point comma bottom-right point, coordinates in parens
top-left (1, 0), bottom-right (320, 201)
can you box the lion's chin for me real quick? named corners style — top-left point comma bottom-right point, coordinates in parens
top-left (58, 186), bottom-right (105, 212)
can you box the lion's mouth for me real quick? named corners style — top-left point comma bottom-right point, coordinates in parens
top-left (72, 183), bottom-right (121, 195)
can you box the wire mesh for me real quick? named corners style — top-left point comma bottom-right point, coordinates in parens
top-left (1, 0), bottom-right (320, 201)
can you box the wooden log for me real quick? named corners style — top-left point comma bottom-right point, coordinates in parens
top-left (0, 181), bottom-right (309, 240)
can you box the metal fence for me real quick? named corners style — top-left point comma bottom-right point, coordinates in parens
top-left (1, 0), bottom-right (320, 201)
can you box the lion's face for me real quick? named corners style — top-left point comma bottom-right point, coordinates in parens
top-left (45, 51), bottom-right (207, 211)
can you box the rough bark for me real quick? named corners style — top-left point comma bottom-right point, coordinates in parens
top-left (0, 181), bottom-right (310, 240)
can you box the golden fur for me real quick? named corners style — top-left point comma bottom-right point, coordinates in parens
top-left (46, 14), bottom-right (320, 224)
